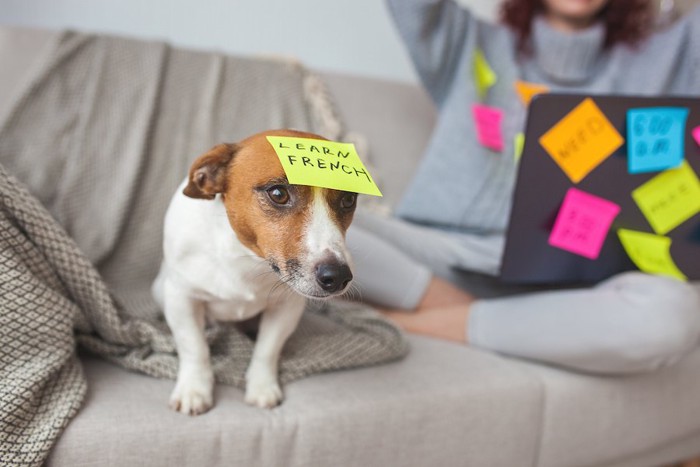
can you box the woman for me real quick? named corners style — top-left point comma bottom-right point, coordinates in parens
top-left (347, 0), bottom-right (700, 374)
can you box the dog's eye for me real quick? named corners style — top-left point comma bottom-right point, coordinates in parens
top-left (340, 193), bottom-right (357, 210)
top-left (267, 186), bottom-right (290, 205)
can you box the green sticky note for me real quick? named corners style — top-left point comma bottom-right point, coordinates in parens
top-left (473, 48), bottom-right (497, 100)
top-left (631, 161), bottom-right (700, 234)
top-left (514, 132), bottom-right (525, 162)
top-left (266, 136), bottom-right (382, 197)
top-left (617, 229), bottom-right (687, 281)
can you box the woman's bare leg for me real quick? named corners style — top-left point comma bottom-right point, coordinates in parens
top-left (380, 276), bottom-right (474, 343)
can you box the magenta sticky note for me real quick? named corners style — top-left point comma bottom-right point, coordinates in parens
top-left (548, 188), bottom-right (621, 259)
top-left (472, 104), bottom-right (504, 152)
top-left (693, 125), bottom-right (700, 147)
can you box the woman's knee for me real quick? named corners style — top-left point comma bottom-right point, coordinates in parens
top-left (603, 273), bottom-right (700, 371)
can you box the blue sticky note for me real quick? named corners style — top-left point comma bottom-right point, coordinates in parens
top-left (627, 107), bottom-right (689, 174)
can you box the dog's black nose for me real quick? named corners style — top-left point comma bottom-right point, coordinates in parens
top-left (315, 262), bottom-right (353, 293)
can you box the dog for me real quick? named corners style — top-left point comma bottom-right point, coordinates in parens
top-left (152, 129), bottom-right (357, 415)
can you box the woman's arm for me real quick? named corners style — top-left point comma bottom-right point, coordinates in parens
top-left (386, 0), bottom-right (475, 106)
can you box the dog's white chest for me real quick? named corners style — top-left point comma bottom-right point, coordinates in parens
top-left (201, 288), bottom-right (266, 322)
top-left (157, 188), bottom-right (295, 324)
top-left (179, 251), bottom-right (278, 322)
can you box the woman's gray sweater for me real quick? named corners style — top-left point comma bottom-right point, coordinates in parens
top-left (389, 0), bottom-right (700, 235)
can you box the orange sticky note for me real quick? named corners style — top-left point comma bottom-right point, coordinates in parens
top-left (539, 98), bottom-right (624, 183)
top-left (514, 80), bottom-right (549, 106)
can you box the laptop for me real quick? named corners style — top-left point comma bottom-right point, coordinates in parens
top-left (500, 93), bottom-right (700, 284)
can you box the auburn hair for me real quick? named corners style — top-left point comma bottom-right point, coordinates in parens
top-left (500, 0), bottom-right (655, 53)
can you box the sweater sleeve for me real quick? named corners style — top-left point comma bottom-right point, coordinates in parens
top-left (687, 6), bottom-right (700, 93)
top-left (386, 0), bottom-right (475, 106)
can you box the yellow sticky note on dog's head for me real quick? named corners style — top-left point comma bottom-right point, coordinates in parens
top-left (266, 136), bottom-right (382, 196)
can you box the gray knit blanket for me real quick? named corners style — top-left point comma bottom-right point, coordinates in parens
top-left (0, 32), bottom-right (407, 466)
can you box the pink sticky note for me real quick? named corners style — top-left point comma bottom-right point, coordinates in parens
top-left (548, 188), bottom-right (621, 259)
top-left (472, 104), bottom-right (504, 152)
top-left (692, 125), bottom-right (700, 147)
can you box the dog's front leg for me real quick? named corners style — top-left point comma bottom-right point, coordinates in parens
top-left (164, 280), bottom-right (214, 415)
top-left (245, 295), bottom-right (305, 408)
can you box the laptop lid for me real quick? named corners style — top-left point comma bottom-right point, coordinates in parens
top-left (500, 94), bottom-right (700, 284)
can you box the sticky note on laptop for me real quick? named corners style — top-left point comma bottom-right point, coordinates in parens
top-left (692, 125), bottom-right (700, 147)
top-left (548, 187), bottom-right (621, 259)
top-left (631, 161), bottom-right (700, 234)
top-left (539, 98), bottom-right (624, 183)
top-left (266, 136), bottom-right (382, 196)
top-left (627, 107), bottom-right (688, 174)
top-left (617, 229), bottom-right (687, 280)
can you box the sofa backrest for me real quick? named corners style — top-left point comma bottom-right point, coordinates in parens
top-left (322, 72), bottom-right (436, 208)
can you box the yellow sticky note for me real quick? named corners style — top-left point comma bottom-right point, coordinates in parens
top-left (473, 48), bottom-right (497, 99)
top-left (266, 136), bottom-right (382, 197)
top-left (631, 161), bottom-right (700, 234)
top-left (539, 98), bottom-right (624, 183)
top-left (514, 132), bottom-right (525, 162)
top-left (618, 229), bottom-right (687, 281)
top-left (514, 80), bottom-right (549, 106)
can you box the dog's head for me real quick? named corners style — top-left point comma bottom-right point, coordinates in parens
top-left (183, 130), bottom-right (356, 299)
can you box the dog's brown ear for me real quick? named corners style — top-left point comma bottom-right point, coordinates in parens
top-left (183, 143), bottom-right (238, 199)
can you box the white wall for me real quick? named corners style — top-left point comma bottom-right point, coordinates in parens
top-left (2, 0), bottom-right (698, 82)
top-left (0, 0), bottom-right (500, 83)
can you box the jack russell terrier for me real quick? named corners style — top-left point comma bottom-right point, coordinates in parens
top-left (153, 129), bottom-right (357, 415)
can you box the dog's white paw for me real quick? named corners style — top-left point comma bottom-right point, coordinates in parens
top-left (169, 376), bottom-right (214, 416)
top-left (244, 379), bottom-right (283, 409)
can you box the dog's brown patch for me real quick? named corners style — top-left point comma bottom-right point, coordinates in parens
top-left (322, 189), bottom-right (357, 234)
top-left (223, 130), bottom-right (313, 262)
top-left (183, 143), bottom-right (237, 199)
top-left (184, 130), bottom-right (356, 275)
top-left (210, 131), bottom-right (353, 264)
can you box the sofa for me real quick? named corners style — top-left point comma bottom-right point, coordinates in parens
top-left (2, 26), bottom-right (700, 467)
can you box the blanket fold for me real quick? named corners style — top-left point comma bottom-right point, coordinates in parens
top-left (0, 31), bottom-right (407, 466)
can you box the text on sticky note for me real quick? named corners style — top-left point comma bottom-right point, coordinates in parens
top-left (548, 187), bottom-right (621, 259)
top-left (539, 98), bottom-right (624, 183)
top-left (472, 104), bottom-right (504, 152)
top-left (627, 107), bottom-right (688, 174)
top-left (266, 136), bottom-right (382, 196)
top-left (617, 229), bottom-right (687, 281)
top-left (631, 161), bottom-right (700, 234)
top-left (473, 48), bottom-right (497, 100)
